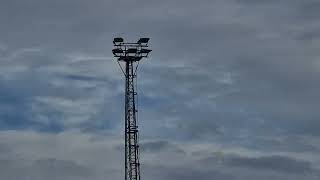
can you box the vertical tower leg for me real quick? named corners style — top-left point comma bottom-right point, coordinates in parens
top-left (125, 61), bottom-right (140, 180)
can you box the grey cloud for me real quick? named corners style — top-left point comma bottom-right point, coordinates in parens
top-left (296, 1), bottom-right (320, 21)
top-left (0, 130), bottom-right (123, 180)
top-left (0, 130), bottom-right (320, 180)
top-left (0, 47), bottom-right (122, 130)
top-left (1, 0), bottom-right (320, 179)
top-left (0, 158), bottom-right (92, 180)
top-left (0, 0), bottom-right (319, 148)
top-left (199, 152), bottom-right (320, 179)
top-left (140, 140), bottom-right (185, 154)
top-left (144, 165), bottom-right (235, 180)
top-left (224, 155), bottom-right (313, 174)
top-left (239, 135), bottom-right (320, 153)
top-left (31, 158), bottom-right (93, 179)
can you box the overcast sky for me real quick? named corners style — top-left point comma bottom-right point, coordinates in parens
top-left (1, 0), bottom-right (320, 179)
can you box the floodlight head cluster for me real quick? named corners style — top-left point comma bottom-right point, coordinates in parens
top-left (112, 37), bottom-right (152, 62)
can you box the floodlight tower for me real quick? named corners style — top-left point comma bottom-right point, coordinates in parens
top-left (112, 37), bottom-right (152, 180)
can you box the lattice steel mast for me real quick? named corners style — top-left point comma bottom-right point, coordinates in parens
top-left (112, 37), bottom-right (152, 180)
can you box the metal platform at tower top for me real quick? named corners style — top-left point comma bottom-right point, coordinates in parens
top-left (113, 37), bottom-right (152, 62)
top-left (112, 37), bottom-right (152, 180)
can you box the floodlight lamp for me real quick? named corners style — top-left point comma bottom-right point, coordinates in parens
top-left (137, 38), bottom-right (150, 44)
top-left (112, 48), bottom-right (123, 55)
top-left (113, 37), bottom-right (124, 44)
top-left (139, 49), bottom-right (152, 54)
top-left (127, 48), bottom-right (138, 54)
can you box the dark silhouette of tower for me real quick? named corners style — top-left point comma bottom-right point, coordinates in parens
top-left (112, 37), bottom-right (152, 180)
